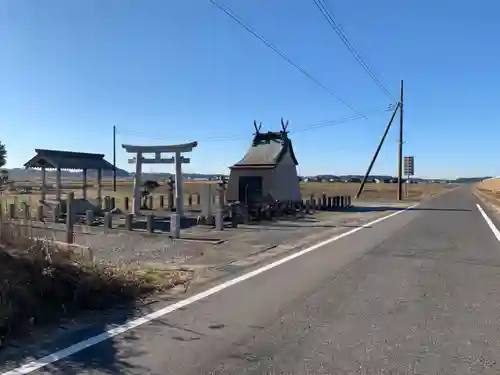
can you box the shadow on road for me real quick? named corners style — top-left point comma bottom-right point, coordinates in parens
top-left (350, 206), bottom-right (472, 213)
top-left (237, 221), bottom-right (371, 230)
top-left (1, 301), bottom-right (160, 375)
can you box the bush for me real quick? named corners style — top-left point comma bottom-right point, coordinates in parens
top-left (0, 222), bottom-right (187, 346)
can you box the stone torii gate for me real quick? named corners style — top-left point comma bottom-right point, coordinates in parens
top-left (122, 142), bottom-right (198, 216)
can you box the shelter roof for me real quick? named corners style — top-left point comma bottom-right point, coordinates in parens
top-left (24, 149), bottom-right (114, 170)
top-left (231, 131), bottom-right (298, 169)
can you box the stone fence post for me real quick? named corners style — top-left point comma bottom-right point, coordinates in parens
top-left (65, 192), bottom-right (74, 244)
top-left (166, 177), bottom-right (174, 211)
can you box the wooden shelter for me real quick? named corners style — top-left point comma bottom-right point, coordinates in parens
top-left (24, 149), bottom-right (114, 206)
top-left (226, 119), bottom-right (301, 204)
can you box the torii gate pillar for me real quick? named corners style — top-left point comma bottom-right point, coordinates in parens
top-left (122, 142), bottom-right (198, 216)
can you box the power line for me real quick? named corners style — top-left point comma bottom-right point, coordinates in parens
top-left (208, 0), bottom-right (366, 118)
top-left (312, 0), bottom-right (396, 102)
top-left (115, 106), bottom-right (392, 143)
top-left (116, 118), bottom-right (356, 142)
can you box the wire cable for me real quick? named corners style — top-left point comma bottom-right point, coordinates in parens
top-left (209, 0), bottom-right (366, 118)
top-left (312, 0), bottom-right (396, 102)
top-left (115, 105), bottom-right (392, 143)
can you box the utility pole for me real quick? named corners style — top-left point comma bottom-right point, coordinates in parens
top-left (113, 125), bottom-right (117, 192)
top-left (397, 80), bottom-right (404, 201)
top-left (355, 102), bottom-right (400, 199)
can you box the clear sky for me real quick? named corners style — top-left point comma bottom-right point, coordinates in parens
top-left (1, 0), bottom-right (499, 178)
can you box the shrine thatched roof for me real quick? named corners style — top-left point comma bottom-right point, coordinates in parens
top-left (231, 131), bottom-right (298, 169)
top-left (24, 149), bottom-right (114, 170)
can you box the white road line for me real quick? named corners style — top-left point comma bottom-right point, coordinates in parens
top-left (477, 204), bottom-right (500, 242)
top-left (2, 202), bottom-right (420, 375)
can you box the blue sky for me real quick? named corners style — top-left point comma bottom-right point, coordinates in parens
top-left (1, 0), bottom-right (499, 178)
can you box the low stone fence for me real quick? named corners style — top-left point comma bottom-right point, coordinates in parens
top-left (0, 190), bottom-right (354, 249)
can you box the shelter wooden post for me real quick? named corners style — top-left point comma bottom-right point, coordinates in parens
top-left (97, 168), bottom-right (103, 209)
top-left (41, 167), bottom-right (47, 201)
top-left (82, 168), bottom-right (87, 200)
top-left (55, 167), bottom-right (62, 201)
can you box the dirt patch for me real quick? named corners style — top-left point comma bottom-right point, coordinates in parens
top-left (0, 222), bottom-right (192, 348)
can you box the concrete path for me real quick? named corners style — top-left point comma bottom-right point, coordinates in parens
top-left (4, 187), bottom-right (500, 374)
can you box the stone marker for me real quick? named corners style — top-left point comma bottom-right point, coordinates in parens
top-left (216, 180), bottom-right (226, 208)
top-left (340, 196), bottom-right (345, 207)
top-left (170, 213), bottom-right (181, 238)
top-left (308, 199), bottom-right (315, 213)
top-left (22, 203), bottom-right (30, 220)
top-left (230, 203), bottom-right (238, 228)
top-left (125, 213), bottom-right (133, 231)
top-left (103, 196), bottom-right (110, 211)
top-left (208, 214), bottom-right (216, 226)
top-left (36, 205), bottom-right (44, 221)
top-left (103, 211), bottom-right (112, 229)
top-left (8, 203), bottom-right (15, 219)
top-left (85, 209), bottom-right (94, 225)
top-left (201, 184), bottom-right (214, 218)
top-left (241, 203), bottom-right (250, 224)
top-left (215, 208), bottom-right (224, 231)
top-left (53, 202), bottom-right (61, 223)
top-left (305, 200), bottom-right (311, 214)
top-left (146, 214), bottom-right (154, 233)
top-left (298, 202), bottom-right (305, 216)
top-left (334, 196), bottom-right (340, 208)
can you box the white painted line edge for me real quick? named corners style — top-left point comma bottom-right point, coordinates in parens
top-left (2, 202), bottom-right (420, 375)
top-left (476, 203), bottom-right (500, 242)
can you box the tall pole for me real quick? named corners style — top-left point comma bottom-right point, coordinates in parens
top-left (397, 80), bottom-right (404, 201)
top-left (113, 125), bottom-right (117, 192)
top-left (355, 102), bottom-right (400, 199)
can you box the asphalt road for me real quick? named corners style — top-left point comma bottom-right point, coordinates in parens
top-left (5, 187), bottom-right (500, 374)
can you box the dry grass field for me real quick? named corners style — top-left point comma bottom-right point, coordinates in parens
top-left (1, 179), bottom-right (457, 210)
top-left (298, 181), bottom-right (455, 201)
top-left (475, 178), bottom-right (500, 207)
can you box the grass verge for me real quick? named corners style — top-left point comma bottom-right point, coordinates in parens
top-left (474, 187), bottom-right (500, 214)
top-left (0, 221), bottom-right (191, 348)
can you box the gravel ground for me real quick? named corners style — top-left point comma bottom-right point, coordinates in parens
top-left (4, 201), bottom-right (415, 267)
